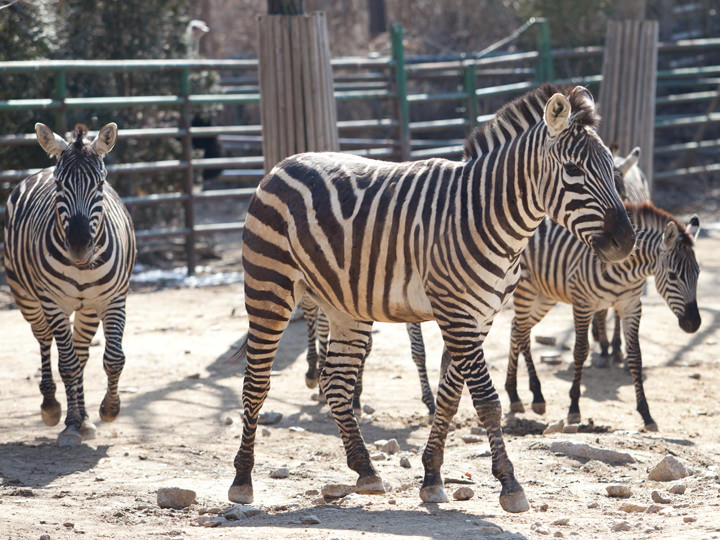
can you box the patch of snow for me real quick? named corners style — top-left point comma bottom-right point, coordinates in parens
top-left (132, 264), bottom-right (243, 289)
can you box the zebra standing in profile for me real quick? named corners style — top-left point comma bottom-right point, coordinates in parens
top-left (4, 123), bottom-right (136, 446)
top-left (504, 202), bottom-right (700, 430)
top-left (592, 146), bottom-right (651, 366)
top-left (234, 84), bottom-right (634, 513)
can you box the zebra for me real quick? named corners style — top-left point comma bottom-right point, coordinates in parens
top-left (233, 84), bottom-right (635, 513)
top-left (592, 146), bottom-right (651, 366)
top-left (301, 296), bottom-right (437, 417)
top-left (3, 123), bottom-right (137, 446)
top-left (504, 202), bottom-right (700, 431)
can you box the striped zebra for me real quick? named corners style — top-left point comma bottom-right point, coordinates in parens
top-left (4, 123), bottom-right (136, 446)
top-left (592, 146), bottom-right (651, 366)
top-left (234, 84), bottom-right (635, 512)
top-left (504, 202), bottom-right (700, 430)
top-left (301, 296), bottom-right (437, 416)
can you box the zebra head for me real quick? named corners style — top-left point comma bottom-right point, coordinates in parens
top-left (35, 122), bottom-right (118, 267)
top-left (655, 216), bottom-right (701, 333)
top-left (540, 86), bottom-right (635, 263)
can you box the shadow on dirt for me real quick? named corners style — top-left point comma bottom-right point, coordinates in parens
top-left (0, 441), bottom-right (108, 487)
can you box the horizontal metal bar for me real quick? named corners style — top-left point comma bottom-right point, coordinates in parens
top-left (655, 112), bottom-right (720, 129)
top-left (657, 65), bottom-right (720, 79)
top-left (0, 59), bottom-right (259, 73)
top-left (194, 188), bottom-right (257, 200)
top-left (408, 91), bottom-right (467, 103)
top-left (655, 162), bottom-right (720, 180)
top-left (334, 89), bottom-right (395, 101)
top-left (654, 138), bottom-right (720, 155)
top-left (123, 193), bottom-right (188, 206)
top-left (656, 90), bottom-right (720, 106)
top-left (194, 221), bottom-right (246, 234)
top-left (409, 118), bottom-right (468, 131)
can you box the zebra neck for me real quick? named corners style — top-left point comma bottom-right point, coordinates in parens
top-left (614, 228), bottom-right (662, 279)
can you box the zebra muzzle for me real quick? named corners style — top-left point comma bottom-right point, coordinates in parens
top-left (678, 300), bottom-right (701, 333)
top-left (591, 206), bottom-right (636, 263)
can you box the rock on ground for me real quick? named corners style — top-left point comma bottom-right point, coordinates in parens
top-left (669, 483), bottom-right (686, 494)
top-left (258, 411), bottom-right (283, 425)
top-left (610, 520), bottom-right (631, 532)
top-left (651, 490), bottom-right (671, 504)
top-left (543, 420), bottom-right (564, 435)
top-left (606, 485), bottom-right (632, 498)
top-left (374, 438), bottom-right (400, 454)
top-left (648, 455), bottom-right (688, 481)
top-left (156, 487), bottom-right (196, 509)
top-left (197, 515), bottom-right (225, 527)
top-left (549, 441), bottom-right (635, 465)
top-left (270, 466), bottom-right (290, 479)
top-left (224, 504), bottom-right (263, 520)
top-left (453, 487), bottom-right (474, 500)
top-left (321, 484), bottom-right (355, 499)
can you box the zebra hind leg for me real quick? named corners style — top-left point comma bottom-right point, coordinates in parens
top-left (351, 332), bottom-right (371, 418)
top-left (300, 296), bottom-right (320, 388)
top-left (321, 317), bottom-right (382, 494)
top-left (27, 305), bottom-right (61, 426)
top-left (505, 317), bottom-right (526, 413)
top-left (73, 309), bottom-right (102, 439)
top-left (591, 310), bottom-right (611, 368)
top-left (98, 300), bottom-right (127, 424)
top-left (405, 322), bottom-right (436, 417)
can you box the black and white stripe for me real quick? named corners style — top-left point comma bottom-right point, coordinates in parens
top-left (232, 84), bottom-right (634, 512)
top-left (505, 202), bottom-right (700, 430)
top-left (3, 123), bottom-right (136, 446)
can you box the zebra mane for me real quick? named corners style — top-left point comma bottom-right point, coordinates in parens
top-left (625, 201), bottom-right (694, 246)
top-left (463, 83), bottom-right (600, 159)
top-left (72, 124), bottom-right (89, 150)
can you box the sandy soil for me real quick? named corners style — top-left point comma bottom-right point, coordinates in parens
top-left (1, 222), bottom-right (720, 540)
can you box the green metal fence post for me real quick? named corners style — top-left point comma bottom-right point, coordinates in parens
top-left (463, 61), bottom-right (477, 133)
top-left (180, 66), bottom-right (196, 276)
top-left (54, 70), bottom-right (67, 132)
top-left (535, 18), bottom-right (554, 83)
top-left (391, 24), bottom-right (410, 161)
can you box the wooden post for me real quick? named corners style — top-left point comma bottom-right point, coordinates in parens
top-left (257, 11), bottom-right (339, 173)
top-left (598, 20), bottom-right (658, 193)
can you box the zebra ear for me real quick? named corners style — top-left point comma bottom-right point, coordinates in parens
top-left (91, 122), bottom-right (118, 157)
top-left (616, 147), bottom-right (641, 177)
top-left (663, 221), bottom-right (679, 249)
top-left (686, 215), bottom-right (700, 240)
top-left (35, 123), bottom-right (68, 158)
top-left (543, 93), bottom-right (571, 137)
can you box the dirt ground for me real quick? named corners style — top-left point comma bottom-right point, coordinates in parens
top-left (1, 217), bottom-right (720, 540)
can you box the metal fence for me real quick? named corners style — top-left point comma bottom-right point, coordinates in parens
top-left (1, 21), bottom-right (718, 273)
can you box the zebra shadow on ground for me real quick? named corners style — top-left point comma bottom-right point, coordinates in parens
top-left (0, 440), bottom-right (108, 487)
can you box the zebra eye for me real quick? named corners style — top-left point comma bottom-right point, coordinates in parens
top-left (563, 162), bottom-right (583, 176)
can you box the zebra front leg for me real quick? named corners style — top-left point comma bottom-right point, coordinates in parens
top-left (26, 306), bottom-right (60, 426)
top-left (405, 322), bottom-right (436, 416)
top-left (568, 308), bottom-right (593, 424)
top-left (321, 318), bottom-right (382, 493)
top-left (74, 309), bottom-right (101, 439)
top-left (592, 310), bottom-right (611, 368)
top-left (315, 309), bottom-right (330, 404)
top-left (505, 317), bottom-right (525, 413)
top-left (620, 303), bottom-right (657, 430)
top-left (611, 309), bottom-right (624, 366)
top-left (98, 299), bottom-right (126, 423)
top-left (44, 305), bottom-right (86, 446)
top-left (300, 297), bottom-right (320, 388)
top-left (524, 347), bottom-right (546, 415)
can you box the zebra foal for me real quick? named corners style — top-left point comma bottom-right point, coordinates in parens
top-left (234, 85), bottom-right (634, 512)
top-left (505, 202), bottom-right (700, 430)
top-left (4, 123), bottom-right (136, 446)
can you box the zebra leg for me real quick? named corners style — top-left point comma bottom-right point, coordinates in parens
top-left (43, 304), bottom-right (86, 446)
top-left (99, 298), bottom-right (127, 423)
top-left (405, 322), bottom-right (436, 416)
top-left (321, 318), bottom-right (382, 493)
top-left (352, 332), bottom-right (371, 418)
top-left (23, 302), bottom-right (60, 426)
top-left (611, 310), bottom-right (624, 366)
top-left (592, 310), bottom-right (611, 368)
top-left (300, 296), bottom-right (320, 389)
top-left (619, 303), bottom-right (657, 430)
top-left (73, 309), bottom-right (101, 439)
top-left (424, 320), bottom-right (528, 513)
top-left (505, 316), bottom-right (526, 413)
top-left (229, 296), bottom-right (296, 504)
top-left (316, 309), bottom-right (330, 404)
top-left (568, 307), bottom-right (593, 424)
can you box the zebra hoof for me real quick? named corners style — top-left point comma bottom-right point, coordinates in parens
top-left (99, 396), bottom-right (121, 422)
top-left (80, 420), bottom-right (97, 440)
top-left (355, 475), bottom-right (385, 495)
top-left (228, 484), bottom-right (253, 504)
top-left (509, 401), bottom-right (525, 413)
top-left (305, 374), bottom-right (318, 389)
top-left (567, 413), bottom-right (581, 424)
top-left (419, 485), bottom-right (449, 503)
top-left (57, 426), bottom-right (83, 447)
top-left (644, 422), bottom-right (659, 432)
top-left (41, 400), bottom-right (62, 426)
top-left (499, 488), bottom-right (530, 513)
top-left (531, 402), bottom-right (546, 415)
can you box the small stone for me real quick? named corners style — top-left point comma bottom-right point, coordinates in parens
top-left (561, 424), bottom-right (579, 434)
top-left (310, 393), bottom-right (320, 402)
top-left (551, 518), bottom-right (570, 526)
top-left (223, 416), bottom-right (234, 425)
top-left (651, 490), bottom-right (671, 504)
top-left (270, 467), bottom-right (289, 479)
top-left (476, 525), bottom-right (503, 535)
top-left (453, 487), bottom-right (474, 501)
top-left (645, 504), bottom-right (662, 513)
top-left (305, 489), bottom-right (319, 496)
top-left (689, 373), bottom-right (701, 379)
top-left (63, 523), bottom-right (74, 529)
top-left (258, 411), bottom-right (283, 425)
top-left (399, 456), bottom-right (411, 469)
top-left (648, 455), bottom-right (688, 482)
top-left (40, 535), bottom-right (51, 540)
top-left (261, 428), bottom-right (271, 437)
top-left (683, 516), bottom-right (697, 523)
top-left (375, 438), bottom-right (400, 454)
top-left (550, 441), bottom-right (635, 465)
top-left (537, 503), bottom-right (549, 512)
top-left (461, 434), bottom-right (483, 444)
top-left (371, 452), bottom-right (387, 461)
top-left (531, 522), bottom-right (551, 535)
top-left (587, 502), bottom-right (599, 509)
top-left (554, 532), bottom-right (564, 538)
top-left (659, 506), bottom-right (678, 516)
top-left (535, 335), bottom-right (556, 346)
top-left (610, 520), bottom-right (631, 532)
top-left (470, 426), bottom-right (485, 435)
top-left (224, 504), bottom-right (262, 520)
top-left (301, 514), bottom-right (320, 525)
top-left (321, 484), bottom-right (355, 499)
top-left (201, 506), bottom-right (222, 515)
top-left (289, 426), bottom-right (305, 432)
top-left (543, 420), bottom-right (565, 435)
top-left (196, 515), bottom-right (224, 527)
top-left (362, 404), bottom-right (375, 415)
top-left (669, 483), bottom-right (686, 495)
top-left (620, 502), bottom-right (648, 513)
top-left (157, 487), bottom-right (196, 509)
top-left (540, 351), bottom-right (563, 365)
top-left (606, 484), bottom-right (632, 498)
